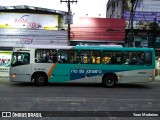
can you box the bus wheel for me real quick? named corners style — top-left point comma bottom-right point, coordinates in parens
top-left (102, 75), bottom-right (116, 88)
top-left (34, 74), bottom-right (48, 86)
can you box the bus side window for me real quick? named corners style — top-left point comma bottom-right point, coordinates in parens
top-left (124, 52), bottom-right (137, 65)
top-left (145, 52), bottom-right (152, 65)
top-left (52, 54), bottom-right (57, 63)
top-left (35, 49), bottom-right (57, 63)
top-left (102, 51), bottom-right (122, 64)
top-left (68, 50), bottom-right (79, 63)
top-left (80, 50), bottom-right (91, 64)
top-left (102, 51), bottom-right (111, 64)
top-left (124, 52), bottom-right (145, 65)
top-left (91, 50), bottom-right (100, 64)
top-left (110, 52), bottom-right (122, 64)
top-left (110, 53), bottom-right (117, 64)
top-left (58, 50), bottom-right (78, 64)
top-left (137, 52), bottom-right (145, 65)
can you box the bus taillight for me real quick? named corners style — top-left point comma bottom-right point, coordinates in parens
top-left (12, 74), bottom-right (16, 78)
top-left (149, 76), bottom-right (152, 80)
top-left (154, 69), bottom-right (158, 76)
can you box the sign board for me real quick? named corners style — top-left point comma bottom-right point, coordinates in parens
top-left (0, 13), bottom-right (58, 30)
top-left (64, 15), bottom-right (73, 24)
top-left (124, 0), bottom-right (160, 29)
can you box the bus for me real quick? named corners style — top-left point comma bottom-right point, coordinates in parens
top-left (10, 45), bottom-right (156, 87)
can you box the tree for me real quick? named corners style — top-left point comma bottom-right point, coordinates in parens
top-left (148, 21), bottom-right (159, 48)
top-left (148, 22), bottom-right (159, 30)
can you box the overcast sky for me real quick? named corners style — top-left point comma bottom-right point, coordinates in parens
top-left (0, 0), bottom-right (109, 18)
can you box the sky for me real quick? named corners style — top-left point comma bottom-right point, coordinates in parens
top-left (0, 0), bottom-right (109, 18)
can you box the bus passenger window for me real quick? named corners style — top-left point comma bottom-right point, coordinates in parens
top-left (102, 51), bottom-right (122, 64)
top-left (124, 52), bottom-right (145, 65)
top-left (137, 53), bottom-right (144, 65)
top-left (52, 54), bottom-right (57, 63)
top-left (91, 51), bottom-right (100, 64)
top-left (60, 54), bottom-right (67, 63)
top-left (110, 53), bottom-right (117, 64)
top-left (58, 50), bottom-right (78, 64)
top-left (80, 50), bottom-right (91, 64)
top-left (102, 51), bottom-right (111, 64)
top-left (35, 49), bottom-right (57, 63)
top-left (124, 52), bottom-right (137, 65)
top-left (145, 52), bottom-right (152, 65)
top-left (69, 50), bottom-right (79, 63)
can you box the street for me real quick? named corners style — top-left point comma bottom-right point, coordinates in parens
top-left (0, 77), bottom-right (160, 120)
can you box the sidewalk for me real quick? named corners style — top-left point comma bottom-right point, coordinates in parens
top-left (0, 72), bottom-right (9, 78)
top-left (155, 75), bottom-right (160, 80)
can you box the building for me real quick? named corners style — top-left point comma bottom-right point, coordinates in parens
top-left (0, 5), bottom-right (68, 76)
top-left (106, 0), bottom-right (160, 56)
top-left (0, 5), bottom-right (126, 77)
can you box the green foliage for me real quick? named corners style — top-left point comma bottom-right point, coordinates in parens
top-left (148, 22), bottom-right (159, 30)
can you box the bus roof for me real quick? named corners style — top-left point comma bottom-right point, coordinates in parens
top-left (73, 46), bottom-right (154, 51)
top-left (13, 45), bottom-right (154, 52)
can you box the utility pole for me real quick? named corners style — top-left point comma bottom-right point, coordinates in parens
top-left (130, 0), bottom-right (136, 47)
top-left (60, 0), bottom-right (78, 45)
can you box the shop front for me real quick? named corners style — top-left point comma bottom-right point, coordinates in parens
top-left (0, 48), bottom-right (12, 77)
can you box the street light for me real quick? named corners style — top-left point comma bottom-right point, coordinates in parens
top-left (98, 14), bottom-right (101, 17)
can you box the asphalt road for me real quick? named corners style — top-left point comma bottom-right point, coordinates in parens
top-left (0, 77), bottom-right (160, 120)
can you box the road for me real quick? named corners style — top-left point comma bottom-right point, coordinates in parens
top-left (0, 77), bottom-right (160, 120)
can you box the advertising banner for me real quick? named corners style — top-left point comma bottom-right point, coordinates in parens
top-left (124, 0), bottom-right (160, 29)
top-left (0, 13), bottom-right (58, 30)
top-left (0, 51), bottom-right (12, 77)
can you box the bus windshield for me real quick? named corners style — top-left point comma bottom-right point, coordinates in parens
top-left (11, 52), bottom-right (30, 66)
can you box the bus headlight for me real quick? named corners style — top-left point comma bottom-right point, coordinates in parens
top-left (12, 74), bottom-right (16, 78)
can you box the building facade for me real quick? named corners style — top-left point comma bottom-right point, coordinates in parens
top-left (70, 17), bottom-right (125, 46)
top-left (0, 5), bottom-right (68, 76)
top-left (106, 0), bottom-right (160, 56)
top-left (0, 5), bottom-right (126, 76)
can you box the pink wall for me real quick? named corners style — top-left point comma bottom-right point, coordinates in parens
top-left (70, 17), bottom-right (125, 42)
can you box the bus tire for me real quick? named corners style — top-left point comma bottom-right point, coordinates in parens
top-left (34, 74), bottom-right (48, 86)
top-left (102, 75), bottom-right (116, 88)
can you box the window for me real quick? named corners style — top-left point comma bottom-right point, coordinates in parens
top-left (58, 50), bottom-right (79, 64)
top-left (145, 52), bottom-right (152, 65)
top-left (11, 52), bottom-right (30, 66)
top-left (91, 51), bottom-right (101, 64)
top-left (102, 51), bottom-right (122, 64)
top-left (124, 52), bottom-right (145, 65)
top-left (80, 50), bottom-right (100, 64)
top-left (80, 50), bottom-right (91, 64)
top-left (35, 49), bottom-right (57, 63)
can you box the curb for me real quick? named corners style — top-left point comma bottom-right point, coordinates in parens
top-left (0, 76), bottom-right (9, 78)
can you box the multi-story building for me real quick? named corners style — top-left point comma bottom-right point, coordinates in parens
top-left (106, 0), bottom-right (160, 56)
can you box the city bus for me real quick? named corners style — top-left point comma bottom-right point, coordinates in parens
top-left (10, 45), bottom-right (156, 87)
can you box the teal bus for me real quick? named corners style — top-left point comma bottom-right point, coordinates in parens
top-left (10, 45), bottom-right (156, 87)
